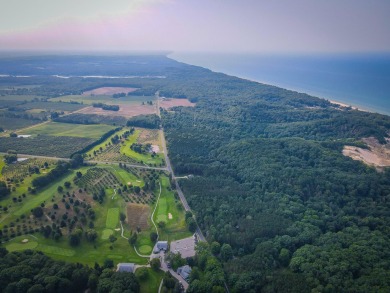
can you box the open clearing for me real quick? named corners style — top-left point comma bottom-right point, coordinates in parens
top-left (77, 104), bottom-right (156, 118)
top-left (18, 122), bottom-right (115, 139)
top-left (83, 87), bottom-right (138, 96)
top-left (343, 137), bottom-right (390, 169)
top-left (106, 208), bottom-right (120, 229)
top-left (159, 98), bottom-right (195, 109)
top-left (127, 203), bottom-right (150, 231)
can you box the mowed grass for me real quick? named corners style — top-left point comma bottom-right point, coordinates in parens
top-left (19, 122), bottom-right (115, 139)
top-left (101, 229), bottom-right (114, 240)
top-left (6, 241), bottom-right (38, 252)
top-left (106, 208), bottom-right (119, 229)
top-left (155, 176), bottom-right (191, 242)
top-left (37, 244), bottom-right (75, 256)
top-left (139, 269), bottom-right (164, 293)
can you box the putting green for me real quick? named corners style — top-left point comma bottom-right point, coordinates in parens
top-left (106, 208), bottom-right (119, 229)
top-left (139, 245), bottom-right (152, 254)
top-left (37, 244), bottom-right (75, 256)
top-left (101, 229), bottom-right (114, 240)
top-left (157, 215), bottom-right (168, 222)
top-left (6, 241), bottom-right (38, 252)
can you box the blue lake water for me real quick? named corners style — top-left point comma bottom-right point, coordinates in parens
top-left (170, 52), bottom-right (390, 116)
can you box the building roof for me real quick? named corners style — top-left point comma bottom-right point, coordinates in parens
top-left (177, 265), bottom-right (192, 280)
top-left (117, 263), bottom-right (135, 273)
top-left (156, 241), bottom-right (168, 250)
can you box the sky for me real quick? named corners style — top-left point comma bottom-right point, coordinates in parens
top-left (0, 0), bottom-right (389, 53)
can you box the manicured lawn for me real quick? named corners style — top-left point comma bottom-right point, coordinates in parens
top-left (19, 122), bottom-right (115, 139)
top-left (154, 176), bottom-right (191, 242)
top-left (106, 208), bottom-right (119, 229)
top-left (6, 240), bottom-right (38, 252)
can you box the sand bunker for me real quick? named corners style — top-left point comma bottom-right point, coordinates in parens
top-left (343, 137), bottom-right (390, 169)
top-left (168, 213), bottom-right (173, 220)
top-left (127, 182), bottom-right (132, 186)
top-left (22, 239), bottom-right (29, 243)
top-left (114, 228), bottom-right (121, 231)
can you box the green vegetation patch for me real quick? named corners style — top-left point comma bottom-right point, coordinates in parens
top-left (138, 245), bottom-right (152, 254)
top-left (101, 229), bottom-right (114, 240)
top-left (19, 122), bottom-right (116, 139)
top-left (0, 116), bottom-right (42, 130)
top-left (37, 244), bottom-right (76, 256)
top-left (6, 241), bottom-right (38, 252)
top-left (106, 208), bottom-right (119, 229)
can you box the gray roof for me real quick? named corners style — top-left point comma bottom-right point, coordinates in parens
top-left (177, 265), bottom-right (192, 279)
top-left (156, 241), bottom-right (168, 250)
top-left (117, 263), bottom-right (135, 273)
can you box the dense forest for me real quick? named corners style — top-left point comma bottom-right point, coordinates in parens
top-left (157, 58), bottom-right (390, 292)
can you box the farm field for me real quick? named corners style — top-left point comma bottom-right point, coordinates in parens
top-left (0, 116), bottom-right (42, 131)
top-left (18, 122), bottom-right (116, 139)
top-left (14, 101), bottom-right (86, 112)
top-left (77, 104), bottom-right (156, 118)
top-left (0, 95), bottom-right (44, 101)
top-left (51, 94), bottom-right (156, 106)
top-left (82, 86), bottom-right (138, 96)
top-left (0, 135), bottom-right (95, 157)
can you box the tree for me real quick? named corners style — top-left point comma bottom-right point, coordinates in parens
top-left (32, 207), bottom-right (43, 218)
top-left (85, 229), bottom-right (98, 242)
top-left (120, 212), bottom-right (126, 222)
top-left (70, 154), bottom-right (84, 168)
top-left (187, 217), bottom-right (197, 233)
top-left (134, 186), bottom-right (141, 194)
top-left (220, 244), bottom-right (233, 261)
top-left (135, 267), bottom-right (149, 281)
top-left (210, 242), bottom-right (221, 255)
top-left (150, 258), bottom-right (161, 271)
top-left (0, 181), bottom-right (10, 198)
top-left (57, 186), bottom-right (63, 193)
top-left (69, 229), bottom-right (82, 246)
top-left (158, 221), bottom-right (166, 229)
top-left (109, 234), bottom-right (117, 244)
top-left (129, 232), bottom-right (137, 245)
top-left (4, 154), bottom-right (17, 164)
top-left (150, 232), bottom-right (158, 242)
top-left (64, 181), bottom-right (71, 188)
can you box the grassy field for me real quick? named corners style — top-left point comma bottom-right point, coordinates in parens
top-left (106, 208), bottom-right (119, 229)
top-left (0, 156), bottom-right (5, 173)
top-left (154, 177), bottom-right (191, 242)
top-left (18, 122), bottom-right (115, 139)
top-left (86, 128), bottom-right (130, 157)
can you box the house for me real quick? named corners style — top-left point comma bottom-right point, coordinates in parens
top-left (154, 241), bottom-right (169, 253)
top-left (117, 263), bottom-right (135, 273)
top-left (177, 265), bottom-right (192, 280)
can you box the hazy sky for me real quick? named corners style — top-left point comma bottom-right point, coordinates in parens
top-left (0, 0), bottom-right (389, 53)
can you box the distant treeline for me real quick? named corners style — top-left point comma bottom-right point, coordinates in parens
top-left (53, 113), bottom-right (127, 126)
top-left (126, 114), bottom-right (160, 129)
top-left (92, 103), bottom-right (119, 111)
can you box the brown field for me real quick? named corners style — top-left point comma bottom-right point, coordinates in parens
top-left (159, 98), bottom-right (195, 109)
top-left (77, 104), bottom-right (156, 118)
top-left (126, 203), bottom-right (150, 231)
top-left (343, 137), bottom-right (390, 170)
top-left (137, 128), bottom-right (161, 150)
top-left (83, 87), bottom-right (138, 96)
